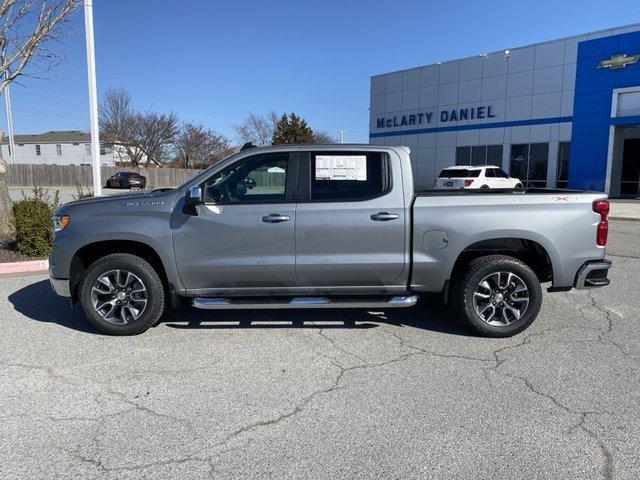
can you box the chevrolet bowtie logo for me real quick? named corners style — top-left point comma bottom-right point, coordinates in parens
top-left (597, 53), bottom-right (640, 69)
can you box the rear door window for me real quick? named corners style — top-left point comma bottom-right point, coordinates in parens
top-left (307, 151), bottom-right (389, 201)
top-left (439, 169), bottom-right (480, 178)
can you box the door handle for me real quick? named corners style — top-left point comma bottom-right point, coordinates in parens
top-left (370, 212), bottom-right (399, 221)
top-left (262, 213), bottom-right (290, 223)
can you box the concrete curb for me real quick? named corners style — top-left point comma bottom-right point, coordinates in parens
top-left (610, 216), bottom-right (640, 223)
top-left (0, 259), bottom-right (49, 275)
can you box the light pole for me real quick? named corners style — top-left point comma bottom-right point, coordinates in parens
top-left (3, 72), bottom-right (16, 163)
top-left (339, 129), bottom-right (347, 144)
top-left (84, 0), bottom-right (101, 196)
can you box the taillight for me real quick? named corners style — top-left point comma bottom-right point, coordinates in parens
top-left (593, 200), bottom-right (609, 246)
top-left (464, 179), bottom-right (474, 187)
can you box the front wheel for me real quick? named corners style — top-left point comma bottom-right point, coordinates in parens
top-left (453, 255), bottom-right (542, 337)
top-left (78, 253), bottom-right (165, 335)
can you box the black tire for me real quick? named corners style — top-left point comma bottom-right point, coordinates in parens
top-left (78, 253), bottom-right (165, 335)
top-left (480, 185), bottom-right (489, 189)
top-left (452, 254), bottom-right (542, 337)
top-left (515, 183), bottom-right (523, 188)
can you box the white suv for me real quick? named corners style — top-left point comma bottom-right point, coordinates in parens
top-left (436, 165), bottom-right (523, 190)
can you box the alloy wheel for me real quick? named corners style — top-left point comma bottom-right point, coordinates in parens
top-left (90, 269), bottom-right (148, 324)
top-left (472, 271), bottom-right (529, 326)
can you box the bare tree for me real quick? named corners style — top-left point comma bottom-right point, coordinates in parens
top-left (175, 123), bottom-right (230, 169)
top-left (99, 88), bottom-right (180, 168)
top-left (136, 111), bottom-right (179, 167)
top-left (313, 130), bottom-right (337, 144)
top-left (99, 87), bottom-right (145, 166)
top-left (233, 110), bottom-right (279, 146)
top-left (0, 0), bottom-right (79, 90)
top-left (0, 0), bottom-right (80, 236)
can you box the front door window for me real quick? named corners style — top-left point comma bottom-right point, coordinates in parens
top-left (203, 153), bottom-right (289, 204)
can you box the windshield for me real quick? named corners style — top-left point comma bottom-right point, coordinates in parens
top-left (439, 169), bottom-right (481, 178)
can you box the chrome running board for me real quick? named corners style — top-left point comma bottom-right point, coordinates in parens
top-left (191, 295), bottom-right (418, 310)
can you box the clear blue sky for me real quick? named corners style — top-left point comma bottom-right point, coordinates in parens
top-left (1, 0), bottom-right (639, 143)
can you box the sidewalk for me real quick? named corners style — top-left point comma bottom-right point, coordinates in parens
top-left (610, 199), bottom-right (640, 222)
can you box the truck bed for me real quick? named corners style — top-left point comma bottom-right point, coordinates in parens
top-left (410, 189), bottom-right (607, 292)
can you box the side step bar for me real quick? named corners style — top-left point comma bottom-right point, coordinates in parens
top-left (191, 295), bottom-right (418, 310)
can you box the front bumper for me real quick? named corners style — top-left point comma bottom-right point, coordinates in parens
top-left (50, 276), bottom-right (71, 297)
top-left (574, 259), bottom-right (612, 289)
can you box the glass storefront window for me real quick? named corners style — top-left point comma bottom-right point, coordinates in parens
top-left (528, 143), bottom-right (549, 187)
top-left (456, 146), bottom-right (471, 165)
top-left (487, 145), bottom-right (503, 166)
top-left (509, 143), bottom-right (549, 187)
top-left (557, 142), bottom-right (570, 188)
top-left (471, 146), bottom-right (486, 166)
top-left (456, 145), bottom-right (503, 167)
top-left (509, 144), bottom-right (529, 184)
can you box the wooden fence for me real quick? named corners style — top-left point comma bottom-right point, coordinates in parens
top-left (5, 164), bottom-right (201, 188)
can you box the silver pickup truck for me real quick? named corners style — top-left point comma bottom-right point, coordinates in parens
top-left (49, 144), bottom-right (612, 337)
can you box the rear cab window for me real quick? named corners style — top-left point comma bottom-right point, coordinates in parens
top-left (439, 168), bottom-right (481, 178)
top-left (302, 151), bottom-right (390, 201)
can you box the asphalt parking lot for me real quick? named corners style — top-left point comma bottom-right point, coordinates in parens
top-left (1, 220), bottom-right (638, 479)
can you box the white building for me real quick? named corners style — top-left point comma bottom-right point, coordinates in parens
top-left (369, 23), bottom-right (640, 197)
top-left (1, 130), bottom-right (115, 166)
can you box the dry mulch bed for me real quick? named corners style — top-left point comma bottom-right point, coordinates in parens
top-left (0, 237), bottom-right (46, 263)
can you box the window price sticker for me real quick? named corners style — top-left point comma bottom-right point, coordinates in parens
top-left (315, 155), bottom-right (367, 181)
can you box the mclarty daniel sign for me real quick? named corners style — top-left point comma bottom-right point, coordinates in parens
top-left (376, 105), bottom-right (496, 129)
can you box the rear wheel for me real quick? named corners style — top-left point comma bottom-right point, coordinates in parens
top-left (453, 255), bottom-right (542, 337)
top-left (78, 253), bottom-right (165, 335)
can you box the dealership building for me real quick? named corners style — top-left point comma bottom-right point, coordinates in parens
top-left (369, 24), bottom-right (640, 196)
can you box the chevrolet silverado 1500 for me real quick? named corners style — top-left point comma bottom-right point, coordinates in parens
top-left (49, 144), bottom-right (612, 337)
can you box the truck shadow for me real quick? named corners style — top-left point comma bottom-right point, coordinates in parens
top-left (9, 279), bottom-right (473, 337)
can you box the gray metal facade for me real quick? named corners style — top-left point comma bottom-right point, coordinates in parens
top-left (369, 24), bottom-right (640, 190)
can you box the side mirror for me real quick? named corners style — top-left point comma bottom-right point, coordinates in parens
top-left (185, 186), bottom-right (203, 206)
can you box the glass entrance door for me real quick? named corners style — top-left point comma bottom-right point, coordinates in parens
top-left (620, 139), bottom-right (640, 197)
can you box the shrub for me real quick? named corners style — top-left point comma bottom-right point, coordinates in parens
top-left (12, 187), bottom-right (60, 257)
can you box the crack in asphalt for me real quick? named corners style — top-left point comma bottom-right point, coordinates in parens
top-left (482, 291), bottom-right (630, 480)
top-left (317, 327), bottom-right (366, 361)
top-left (3, 286), bottom-right (634, 479)
top-left (584, 290), bottom-right (632, 360)
top-left (216, 347), bottom-right (421, 449)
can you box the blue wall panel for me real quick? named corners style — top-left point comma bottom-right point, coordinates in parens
top-left (569, 30), bottom-right (640, 191)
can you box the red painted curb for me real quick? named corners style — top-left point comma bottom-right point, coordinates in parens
top-left (0, 259), bottom-right (49, 275)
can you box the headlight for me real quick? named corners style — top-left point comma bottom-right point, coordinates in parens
top-left (53, 215), bottom-right (70, 233)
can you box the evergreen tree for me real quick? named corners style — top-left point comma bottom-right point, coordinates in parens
top-left (271, 113), bottom-right (315, 144)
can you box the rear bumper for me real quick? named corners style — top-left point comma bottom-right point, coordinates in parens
top-left (574, 259), bottom-right (612, 289)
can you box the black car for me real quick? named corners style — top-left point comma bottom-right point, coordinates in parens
top-left (106, 172), bottom-right (147, 189)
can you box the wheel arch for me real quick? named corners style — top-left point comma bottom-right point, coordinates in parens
top-left (447, 236), bottom-right (557, 289)
top-left (69, 239), bottom-right (178, 307)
